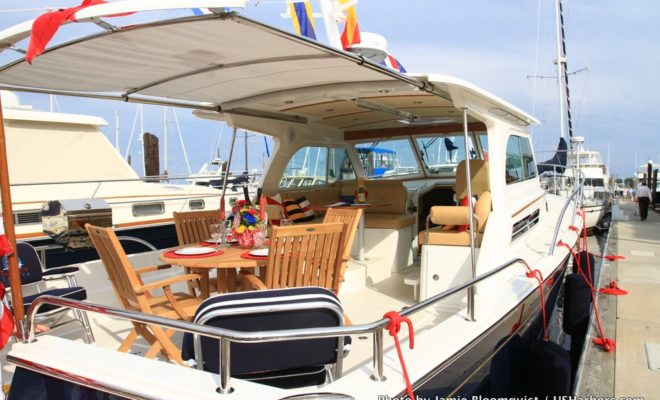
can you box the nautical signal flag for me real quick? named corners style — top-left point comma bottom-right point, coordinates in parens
top-left (288, 1), bottom-right (317, 40)
top-left (0, 282), bottom-right (14, 349)
top-left (381, 54), bottom-right (407, 73)
top-left (339, 0), bottom-right (361, 49)
top-left (0, 216), bottom-right (12, 257)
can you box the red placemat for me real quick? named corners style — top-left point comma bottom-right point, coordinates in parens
top-left (240, 250), bottom-right (268, 260)
top-left (164, 249), bottom-right (224, 259)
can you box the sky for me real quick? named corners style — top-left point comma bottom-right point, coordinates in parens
top-left (0, 0), bottom-right (658, 178)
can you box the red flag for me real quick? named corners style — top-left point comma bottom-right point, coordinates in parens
top-left (0, 216), bottom-right (13, 257)
top-left (26, 0), bottom-right (134, 64)
top-left (0, 283), bottom-right (15, 349)
top-left (340, 1), bottom-right (361, 49)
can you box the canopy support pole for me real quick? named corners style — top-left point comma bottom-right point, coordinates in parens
top-left (0, 96), bottom-right (27, 340)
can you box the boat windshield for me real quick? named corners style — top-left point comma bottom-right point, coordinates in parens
top-left (354, 138), bottom-right (420, 178)
top-left (415, 132), bottom-right (486, 175)
top-left (280, 146), bottom-right (356, 188)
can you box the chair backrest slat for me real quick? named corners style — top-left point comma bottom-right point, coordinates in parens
top-left (265, 223), bottom-right (345, 292)
top-left (322, 208), bottom-right (360, 292)
top-left (173, 210), bottom-right (222, 245)
top-left (85, 224), bottom-right (143, 310)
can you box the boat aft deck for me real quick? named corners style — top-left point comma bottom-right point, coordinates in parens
top-left (1, 258), bottom-right (456, 384)
top-left (574, 199), bottom-right (660, 399)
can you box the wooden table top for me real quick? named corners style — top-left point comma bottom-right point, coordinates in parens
top-left (159, 244), bottom-right (268, 269)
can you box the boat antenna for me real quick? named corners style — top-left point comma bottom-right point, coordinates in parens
top-left (554, 0), bottom-right (575, 145)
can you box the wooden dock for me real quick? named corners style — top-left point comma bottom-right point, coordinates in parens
top-left (575, 199), bottom-right (660, 398)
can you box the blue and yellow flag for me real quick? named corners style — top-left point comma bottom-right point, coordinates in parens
top-left (289, 1), bottom-right (317, 40)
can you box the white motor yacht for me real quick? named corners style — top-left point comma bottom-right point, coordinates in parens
top-left (0, 3), bottom-right (584, 398)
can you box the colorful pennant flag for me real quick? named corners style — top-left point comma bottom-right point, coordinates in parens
top-left (381, 54), bottom-right (407, 73)
top-left (339, 0), bottom-right (361, 49)
top-left (289, 1), bottom-right (317, 40)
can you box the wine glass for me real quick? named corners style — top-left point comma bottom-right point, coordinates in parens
top-left (224, 220), bottom-right (234, 246)
top-left (210, 223), bottom-right (225, 250)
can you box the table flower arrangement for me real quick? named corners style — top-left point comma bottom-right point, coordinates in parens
top-left (230, 200), bottom-right (265, 249)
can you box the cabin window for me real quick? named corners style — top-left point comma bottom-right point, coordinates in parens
top-left (520, 137), bottom-right (537, 179)
top-left (505, 135), bottom-right (537, 184)
top-left (328, 148), bottom-right (356, 183)
top-left (132, 202), bottom-right (165, 216)
top-left (355, 138), bottom-right (420, 178)
top-left (13, 210), bottom-right (42, 225)
top-left (280, 147), bottom-right (355, 188)
top-left (189, 199), bottom-right (205, 210)
top-left (415, 133), bottom-right (482, 175)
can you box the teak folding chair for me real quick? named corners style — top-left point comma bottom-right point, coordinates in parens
top-left (173, 210), bottom-right (222, 297)
top-left (241, 222), bottom-right (346, 293)
top-left (85, 224), bottom-right (203, 365)
top-left (322, 207), bottom-right (362, 293)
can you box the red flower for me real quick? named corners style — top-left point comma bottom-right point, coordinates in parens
top-left (236, 200), bottom-right (248, 208)
top-left (247, 208), bottom-right (258, 216)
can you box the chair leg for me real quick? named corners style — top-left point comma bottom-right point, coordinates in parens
top-left (147, 325), bottom-right (184, 365)
top-left (118, 327), bottom-right (140, 353)
top-left (74, 309), bottom-right (95, 344)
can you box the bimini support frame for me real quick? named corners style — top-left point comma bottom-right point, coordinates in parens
top-left (462, 107), bottom-right (477, 322)
top-left (0, 95), bottom-right (27, 339)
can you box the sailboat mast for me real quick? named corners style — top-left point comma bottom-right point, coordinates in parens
top-left (554, 0), bottom-right (574, 143)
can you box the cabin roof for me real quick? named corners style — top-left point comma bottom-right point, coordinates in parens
top-left (0, 9), bottom-right (539, 132)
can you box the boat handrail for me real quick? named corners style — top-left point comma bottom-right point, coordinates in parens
top-left (548, 169), bottom-right (586, 256)
top-left (8, 172), bottom-right (263, 187)
top-left (22, 256), bottom-right (534, 393)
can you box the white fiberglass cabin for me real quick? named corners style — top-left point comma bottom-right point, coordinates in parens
top-left (0, 4), bottom-right (583, 399)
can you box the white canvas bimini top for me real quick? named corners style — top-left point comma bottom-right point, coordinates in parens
top-left (0, 4), bottom-right (538, 131)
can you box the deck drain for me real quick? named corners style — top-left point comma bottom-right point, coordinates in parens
top-left (630, 250), bottom-right (655, 257)
top-left (645, 343), bottom-right (660, 371)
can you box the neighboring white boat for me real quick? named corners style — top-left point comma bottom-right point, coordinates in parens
top-left (0, 2), bottom-right (583, 398)
top-left (1, 90), bottom-right (226, 266)
top-left (564, 137), bottom-right (612, 230)
top-left (537, 0), bottom-right (610, 232)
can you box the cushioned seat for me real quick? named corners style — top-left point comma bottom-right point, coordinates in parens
top-left (418, 160), bottom-right (491, 247)
top-left (182, 287), bottom-right (348, 389)
top-left (421, 190), bottom-right (491, 247)
top-left (418, 227), bottom-right (484, 247)
top-left (365, 213), bottom-right (416, 229)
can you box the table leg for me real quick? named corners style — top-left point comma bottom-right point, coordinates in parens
top-left (216, 269), bottom-right (238, 293)
top-left (358, 212), bottom-right (365, 261)
top-left (198, 270), bottom-right (210, 299)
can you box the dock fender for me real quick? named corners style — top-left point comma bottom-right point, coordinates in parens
top-left (572, 250), bottom-right (595, 286)
top-left (562, 272), bottom-right (591, 336)
top-left (521, 340), bottom-right (571, 397)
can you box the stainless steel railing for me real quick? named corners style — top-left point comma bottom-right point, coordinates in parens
top-left (543, 167), bottom-right (586, 256)
top-left (22, 256), bottom-right (534, 395)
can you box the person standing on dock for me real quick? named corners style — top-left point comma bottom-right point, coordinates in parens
top-left (636, 180), bottom-right (652, 221)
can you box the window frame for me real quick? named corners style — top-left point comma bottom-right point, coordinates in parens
top-left (505, 134), bottom-right (537, 185)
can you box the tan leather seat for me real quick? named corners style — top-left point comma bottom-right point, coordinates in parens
top-left (420, 191), bottom-right (491, 247)
top-left (418, 158), bottom-right (492, 247)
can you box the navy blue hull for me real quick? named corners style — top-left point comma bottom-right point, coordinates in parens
top-left (411, 255), bottom-right (570, 397)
